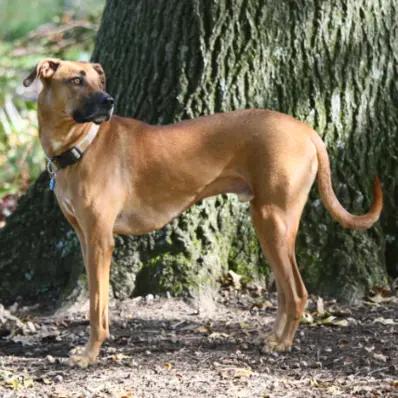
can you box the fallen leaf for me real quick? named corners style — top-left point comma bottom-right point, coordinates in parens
top-left (193, 326), bottom-right (209, 334)
top-left (119, 392), bottom-right (134, 398)
top-left (368, 293), bottom-right (394, 304)
top-left (25, 321), bottom-right (36, 333)
top-left (218, 367), bottom-right (252, 379)
top-left (330, 319), bottom-right (349, 327)
top-left (227, 270), bottom-right (242, 290)
top-left (46, 355), bottom-right (56, 364)
top-left (250, 300), bottom-right (273, 310)
top-left (374, 317), bottom-right (396, 325)
top-left (9, 335), bottom-right (36, 346)
top-left (316, 297), bottom-right (325, 316)
top-left (164, 362), bottom-right (173, 370)
top-left (232, 367), bottom-right (252, 379)
top-left (326, 385), bottom-right (342, 395)
top-left (301, 312), bottom-right (314, 325)
top-left (3, 373), bottom-right (34, 390)
top-left (111, 353), bottom-right (129, 362)
top-left (373, 353), bottom-right (388, 363)
top-left (208, 332), bottom-right (230, 342)
top-left (319, 316), bottom-right (348, 327)
top-left (239, 321), bottom-right (250, 329)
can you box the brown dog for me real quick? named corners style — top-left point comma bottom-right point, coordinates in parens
top-left (24, 59), bottom-right (382, 367)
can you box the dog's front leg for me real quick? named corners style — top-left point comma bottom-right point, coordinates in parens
top-left (69, 222), bottom-right (114, 368)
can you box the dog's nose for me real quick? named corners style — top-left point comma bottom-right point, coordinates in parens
top-left (102, 95), bottom-right (114, 107)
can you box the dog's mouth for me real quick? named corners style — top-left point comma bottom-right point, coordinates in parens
top-left (73, 110), bottom-right (112, 124)
top-left (72, 92), bottom-right (114, 125)
top-left (73, 106), bottom-right (113, 125)
top-left (92, 107), bottom-right (114, 124)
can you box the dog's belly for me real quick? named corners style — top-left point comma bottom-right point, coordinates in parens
top-left (113, 208), bottom-right (174, 235)
top-left (113, 177), bottom-right (253, 235)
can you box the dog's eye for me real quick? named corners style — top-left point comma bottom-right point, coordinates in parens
top-left (70, 77), bottom-right (83, 86)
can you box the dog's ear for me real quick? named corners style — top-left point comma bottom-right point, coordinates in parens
top-left (92, 63), bottom-right (106, 88)
top-left (23, 58), bottom-right (61, 87)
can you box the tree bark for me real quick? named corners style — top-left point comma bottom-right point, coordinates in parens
top-left (0, 0), bottom-right (396, 306)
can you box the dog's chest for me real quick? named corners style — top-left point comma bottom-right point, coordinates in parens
top-left (57, 192), bottom-right (76, 219)
top-left (54, 179), bottom-right (80, 221)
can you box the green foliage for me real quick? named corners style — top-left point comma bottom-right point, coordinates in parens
top-left (0, 40), bottom-right (43, 194)
top-left (0, 0), bottom-right (104, 40)
top-left (0, 0), bottom-right (62, 40)
top-left (0, 99), bottom-right (42, 196)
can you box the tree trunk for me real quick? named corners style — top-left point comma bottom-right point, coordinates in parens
top-left (0, 0), bottom-right (396, 306)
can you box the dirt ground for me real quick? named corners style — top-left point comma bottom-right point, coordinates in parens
top-left (0, 286), bottom-right (397, 398)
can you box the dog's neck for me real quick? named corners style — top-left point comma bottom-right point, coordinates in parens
top-left (38, 108), bottom-right (96, 158)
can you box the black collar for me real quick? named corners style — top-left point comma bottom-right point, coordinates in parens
top-left (51, 146), bottom-right (83, 170)
top-left (46, 123), bottom-right (100, 173)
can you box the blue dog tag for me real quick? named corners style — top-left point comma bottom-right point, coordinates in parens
top-left (49, 176), bottom-right (56, 191)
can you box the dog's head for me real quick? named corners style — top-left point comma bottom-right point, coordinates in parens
top-left (23, 58), bottom-right (114, 124)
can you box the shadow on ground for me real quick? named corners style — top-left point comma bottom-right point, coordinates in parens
top-left (0, 292), bottom-right (397, 397)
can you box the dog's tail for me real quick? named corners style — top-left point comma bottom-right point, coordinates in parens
top-left (311, 132), bottom-right (383, 230)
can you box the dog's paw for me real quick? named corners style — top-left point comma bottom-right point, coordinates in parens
top-left (68, 346), bottom-right (97, 368)
top-left (261, 334), bottom-right (292, 353)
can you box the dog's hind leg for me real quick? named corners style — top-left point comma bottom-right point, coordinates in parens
top-left (250, 202), bottom-right (308, 352)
